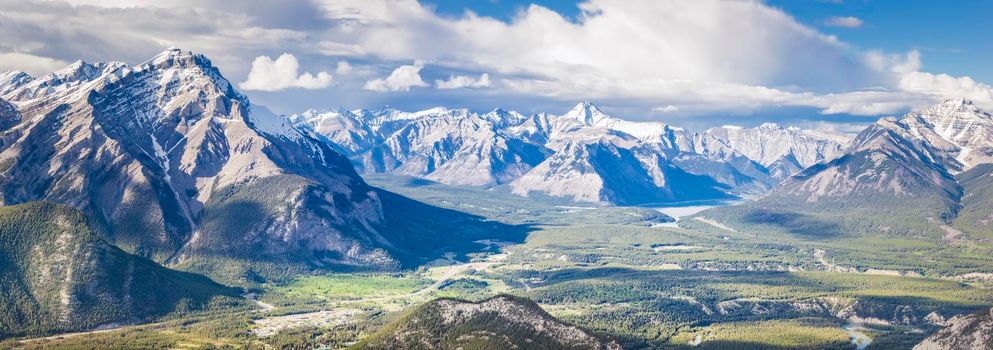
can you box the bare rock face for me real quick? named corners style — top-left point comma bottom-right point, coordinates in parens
top-left (916, 308), bottom-right (993, 350)
top-left (0, 97), bottom-right (20, 131)
top-left (0, 49), bottom-right (391, 271)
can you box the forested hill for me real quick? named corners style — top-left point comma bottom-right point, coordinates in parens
top-left (354, 294), bottom-right (621, 350)
top-left (0, 201), bottom-right (242, 338)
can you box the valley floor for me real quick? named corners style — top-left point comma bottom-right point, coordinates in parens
top-left (9, 174), bottom-right (993, 350)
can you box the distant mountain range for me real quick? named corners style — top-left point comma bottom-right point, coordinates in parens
top-left (704, 98), bottom-right (993, 240)
top-left (290, 101), bottom-right (850, 205)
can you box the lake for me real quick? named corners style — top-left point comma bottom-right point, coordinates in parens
top-left (641, 199), bottom-right (743, 227)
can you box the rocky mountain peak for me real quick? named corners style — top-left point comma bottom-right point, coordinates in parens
top-left (0, 70), bottom-right (33, 95)
top-left (565, 101), bottom-right (610, 126)
top-left (148, 48), bottom-right (208, 68)
top-left (483, 107), bottom-right (527, 127)
top-left (0, 59), bottom-right (126, 101)
top-left (137, 48), bottom-right (243, 104)
top-left (50, 59), bottom-right (125, 84)
top-left (0, 50), bottom-right (401, 272)
top-left (917, 98), bottom-right (988, 119)
top-left (872, 99), bottom-right (993, 171)
top-left (695, 123), bottom-right (850, 177)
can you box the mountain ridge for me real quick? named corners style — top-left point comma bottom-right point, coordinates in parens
top-left (290, 101), bottom-right (850, 205)
top-left (699, 98), bottom-right (993, 241)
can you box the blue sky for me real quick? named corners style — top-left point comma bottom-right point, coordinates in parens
top-left (1, 0), bottom-right (991, 132)
top-left (769, 0), bottom-right (993, 82)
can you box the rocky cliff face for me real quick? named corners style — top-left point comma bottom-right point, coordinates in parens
top-left (916, 308), bottom-right (993, 350)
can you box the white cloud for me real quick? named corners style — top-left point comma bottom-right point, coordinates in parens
top-left (335, 60), bottom-right (353, 75)
top-left (824, 16), bottom-right (864, 28)
top-left (1, 0), bottom-right (991, 121)
top-left (239, 53), bottom-right (333, 91)
top-left (363, 61), bottom-right (428, 92)
top-left (652, 105), bottom-right (679, 113)
top-left (899, 72), bottom-right (993, 106)
top-left (313, 0), bottom-right (913, 112)
top-left (435, 73), bottom-right (491, 89)
top-left (0, 52), bottom-right (69, 76)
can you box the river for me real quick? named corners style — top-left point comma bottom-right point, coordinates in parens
top-left (843, 323), bottom-right (873, 350)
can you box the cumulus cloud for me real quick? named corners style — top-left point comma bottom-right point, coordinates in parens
top-left (312, 0), bottom-right (917, 113)
top-left (239, 53), bottom-right (333, 91)
top-left (900, 72), bottom-right (993, 104)
top-left (435, 73), bottom-right (491, 89)
top-left (824, 16), bottom-right (864, 28)
top-left (363, 61), bottom-right (428, 92)
top-left (0, 0), bottom-right (991, 121)
top-left (335, 60), bottom-right (353, 75)
top-left (321, 1), bottom-right (889, 90)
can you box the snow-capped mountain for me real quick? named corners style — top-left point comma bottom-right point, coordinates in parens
top-left (728, 99), bottom-right (993, 237)
top-left (0, 60), bottom-right (128, 102)
top-left (774, 99), bottom-right (992, 203)
top-left (290, 107), bottom-right (548, 186)
top-left (900, 98), bottom-right (993, 172)
top-left (292, 101), bottom-right (846, 204)
top-left (505, 102), bottom-right (727, 204)
top-left (0, 49), bottom-right (404, 272)
top-left (694, 123), bottom-right (850, 179)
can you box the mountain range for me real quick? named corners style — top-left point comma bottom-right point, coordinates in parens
top-left (0, 49), bottom-right (527, 287)
top-left (707, 98), bottom-right (993, 240)
top-left (5, 48), bottom-right (993, 346)
top-left (290, 101), bottom-right (850, 205)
